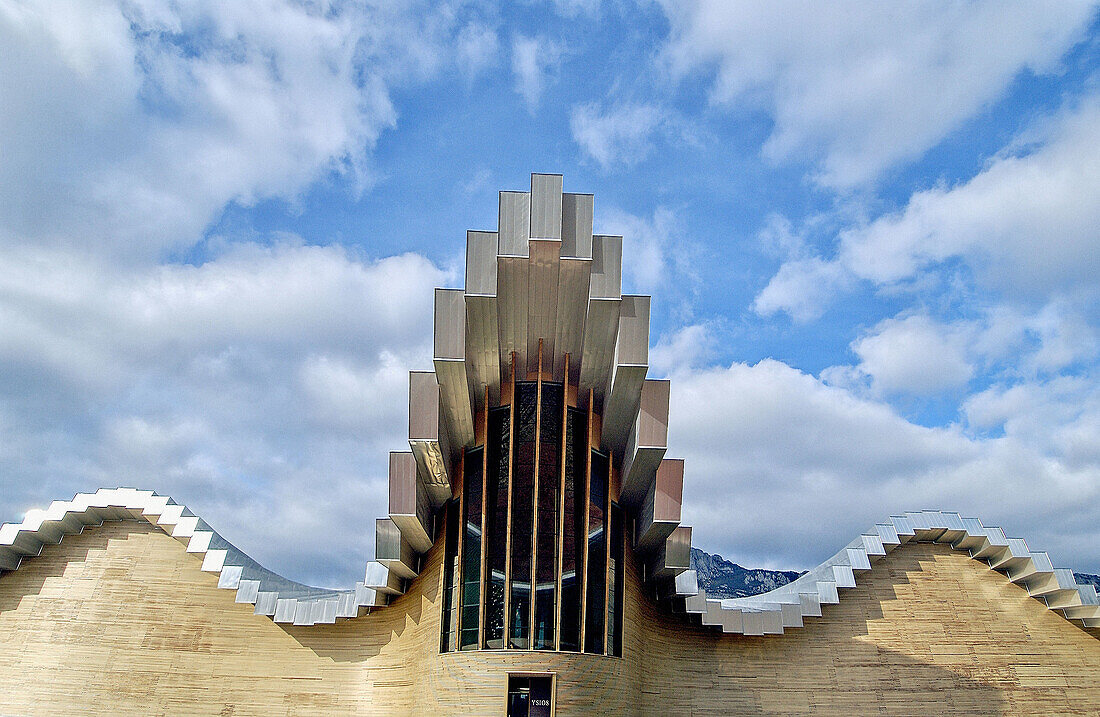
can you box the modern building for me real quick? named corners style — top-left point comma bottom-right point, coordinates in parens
top-left (1, 174), bottom-right (1098, 715)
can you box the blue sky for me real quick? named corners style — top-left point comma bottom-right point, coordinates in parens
top-left (2, 0), bottom-right (1099, 586)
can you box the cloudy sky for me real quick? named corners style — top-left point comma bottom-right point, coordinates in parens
top-left (2, 0), bottom-right (1099, 587)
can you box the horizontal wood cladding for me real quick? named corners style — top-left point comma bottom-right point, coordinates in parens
top-left (0, 520), bottom-right (1098, 715)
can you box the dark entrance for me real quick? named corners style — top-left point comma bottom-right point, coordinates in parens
top-left (506, 674), bottom-right (553, 717)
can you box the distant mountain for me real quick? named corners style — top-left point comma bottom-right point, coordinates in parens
top-left (690, 547), bottom-right (802, 599)
top-left (692, 547), bottom-right (1100, 599)
top-left (1075, 572), bottom-right (1100, 590)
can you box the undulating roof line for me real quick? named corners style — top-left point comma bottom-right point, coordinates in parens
top-left (2, 490), bottom-right (1097, 633)
top-left (669, 509), bottom-right (1100, 635)
top-left (0, 488), bottom-right (386, 625)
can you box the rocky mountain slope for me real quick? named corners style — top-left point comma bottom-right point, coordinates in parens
top-left (692, 547), bottom-right (1100, 600)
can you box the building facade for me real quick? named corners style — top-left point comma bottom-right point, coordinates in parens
top-left (1, 174), bottom-right (1099, 715)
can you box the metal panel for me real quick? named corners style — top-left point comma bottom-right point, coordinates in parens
top-left (364, 561), bottom-right (404, 596)
top-left (553, 257), bottom-right (591, 382)
top-left (646, 525), bottom-right (692, 581)
top-left (497, 255), bottom-right (529, 379)
top-left (375, 518), bottom-right (418, 579)
top-left (561, 193), bottom-right (593, 259)
top-left (465, 230), bottom-right (498, 295)
top-left (408, 371), bottom-right (452, 507)
top-left (578, 298), bottom-right (620, 408)
top-left (388, 451), bottom-right (433, 553)
top-left (589, 235), bottom-right (622, 300)
top-left (526, 239), bottom-right (561, 374)
top-left (529, 173), bottom-right (563, 240)
top-left (434, 289), bottom-right (475, 448)
top-left (634, 459), bottom-right (684, 552)
top-left (602, 295), bottom-right (650, 454)
top-left (465, 294), bottom-right (499, 408)
top-left (465, 230), bottom-right (500, 408)
top-left (620, 379), bottom-right (670, 505)
top-left (498, 191), bottom-right (530, 257)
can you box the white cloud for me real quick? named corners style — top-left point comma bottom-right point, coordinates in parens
top-left (658, 1), bottom-right (1097, 187)
top-left (0, 0), bottom-right (465, 259)
top-left (756, 96), bottom-right (1100, 321)
top-left (847, 314), bottom-right (975, 396)
top-left (570, 102), bottom-right (669, 169)
top-left (0, 242), bottom-right (448, 587)
top-left (456, 22), bottom-right (500, 77)
top-left (668, 359), bottom-right (1100, 573)
top-left (511, 34), bottom-right (562, 113)
top-left (649, 323), bottom-right (715, 377)
top-left (753, 257), bottom-right (852, 322)
top-left (601, 206), bottom-right (684, 293)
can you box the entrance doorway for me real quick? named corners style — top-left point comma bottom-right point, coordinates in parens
top-left (506, 674), bottom-right (554, 717)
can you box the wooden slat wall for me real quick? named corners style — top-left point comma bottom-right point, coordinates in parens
top-left (0, 519), bottom-right (1098, 715)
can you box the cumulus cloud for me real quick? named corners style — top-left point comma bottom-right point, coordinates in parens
top-left (668, 359), bottom-right (1100, 573)
top-left (0, 0), bottom-right (464, 258)
top-left (756, 96), bottom-right (1100, 321)
top-left (601, 206), bottom-right (685, 292)
top-left (657, 1), bottom-right (1097, 187)
top-left (847, 314), bottom-right (975, 396)
top-left (571, 102), bottom-right (670, 169)
top-left (511, 34), bottom-right (563, 113)
top-left (456, 22), bottom-right (500, 77)
top-left (0, 242), bottom-right (448, 586)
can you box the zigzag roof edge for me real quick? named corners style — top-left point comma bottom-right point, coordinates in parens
top-left (0, 487), bottom-right (386, 626)
top-left (676, 509), bottom-right (1100, 636)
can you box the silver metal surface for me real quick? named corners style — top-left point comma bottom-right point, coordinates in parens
top-left (526, 239), bottom-right (561, 375)
top-left (561, 193), bottom-right (593, 258)
top-left (529, 173), bottom-right (563, 240)
top-left (498, 191), bottom-right (530, 256)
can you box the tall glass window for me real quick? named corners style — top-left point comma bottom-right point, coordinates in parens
top-left (459, 448), bottom-right (483, 650)
top-left (584, 449), bottom-right (609, 654)
top-left (533, 382), bottom-right (563, 649)
top-left (558, 407), bottom-right (586, 651)
top-left (509, 381), bottom-right (538, 648)
top-left (483, 406), bottom-right (510, 649)
top-left (608, 502), bottom-right (624, 657)
top-left (439, 499), bottom-right (460, 653)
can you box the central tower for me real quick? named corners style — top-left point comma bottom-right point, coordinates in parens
top-left (382, 174), bottom-right (686, 657)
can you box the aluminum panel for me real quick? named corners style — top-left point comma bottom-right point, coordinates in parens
top-left (465, 293), bottom-right (500, 408)
top-left (589, 235), bottom-right (622, 299)
top-left (434, 289), bottom-right (475, 448)
top-left (553, 257), bottom-right (591, 381)
top-left (561, 193), bottom-right (593, 258)
top-left (578, 297), bottom-right (621, 408)
top-left (620, 379), bottom-right (670, 504)
top-left (529, 173), bottom-right (563, 240)
top-left (496, 255), bottom-right (529, 379)
top-left (364, 561), bottom-right (403, 596)
top-left (434, 288), bottom-right (465, 361)
top-left (408, 371), bottom-right (452, 506)
top-left (375, 517), bottom-right (418, 579)
top-left (465, 230), bottom-right (498, 295)
top-left (498, 191), bottom-right (530, 256)
top-left (526, 238), bottom-right (561, 375)
top-left (601, 364), bottom-right (648, 457)
top-left (634, 459), bottom-right (684, 552)
top-left (388, 452), bottom-right (432, 553)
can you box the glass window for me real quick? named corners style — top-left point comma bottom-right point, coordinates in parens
top-left (483, 406), bottom-right (511, 649)
top-left (439, 499), bottom-right (460, 652)
top-left (460, 447), bottom-right (483, 650)
top-left (608, 502), bottom-right (624, 657)
top-left (557, 407), bottom-right (586, 651)
top-left (509, 381), bottom-right (538, 649)
top-left (584, 449), bottom-right (608, 654)
top-left (533, 382), bottom-right (562, 649)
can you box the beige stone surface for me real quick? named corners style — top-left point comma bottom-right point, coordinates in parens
top-left (0, 520), bottom-right (1097, 715)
